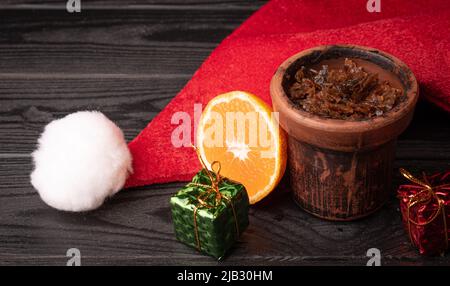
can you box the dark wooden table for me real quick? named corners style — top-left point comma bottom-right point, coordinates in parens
top-left (0, 0), bottom-right (449, 266)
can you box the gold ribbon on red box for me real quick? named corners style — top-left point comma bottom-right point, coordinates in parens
top-left (398, 169), bottom-right (450, 256)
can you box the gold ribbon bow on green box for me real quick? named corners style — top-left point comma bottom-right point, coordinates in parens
top-left (170, 147), bottom-right (250, 260)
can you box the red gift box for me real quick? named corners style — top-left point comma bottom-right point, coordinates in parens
top-left (397, 169), bottom-right (450, 256)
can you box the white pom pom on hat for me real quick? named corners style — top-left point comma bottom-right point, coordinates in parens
top-left (31, 111), bottom-right (132, 212)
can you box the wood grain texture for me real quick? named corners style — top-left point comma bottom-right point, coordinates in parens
top-left (0, 7), bottom-right (258, 75)
top-left (0, 1), bottom-right (450, 266)
top-left (0, 76), bottom-right (188, 153)
top-left (0, 0), bottom-right (266, 10)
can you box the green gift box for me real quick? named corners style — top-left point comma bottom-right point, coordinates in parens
top-left (170, 168), bottom-right (249, 259)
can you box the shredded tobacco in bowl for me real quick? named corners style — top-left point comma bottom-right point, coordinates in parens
top-left (287, 58), bottom-right (405, 120)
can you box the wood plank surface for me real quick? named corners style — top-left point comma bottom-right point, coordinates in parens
top-left (0, 0), bottom-right (449, 266)
top-left (0, 9), bottom-right (251, 75)
top-left (0, 0), bottom-right (266, 10)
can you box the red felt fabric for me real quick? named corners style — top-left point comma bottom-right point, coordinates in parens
top-left (125, 0), bottom-right (450, 188)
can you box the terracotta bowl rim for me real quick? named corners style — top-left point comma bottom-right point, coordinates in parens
top-left (270, 44), bottom-right (419, 133)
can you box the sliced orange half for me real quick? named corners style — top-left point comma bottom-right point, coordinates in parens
top-left (197, 91), bottom-right (286, 204)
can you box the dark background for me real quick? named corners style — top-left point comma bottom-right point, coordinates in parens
top-left (0, 0), bottom-right (449, 266)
